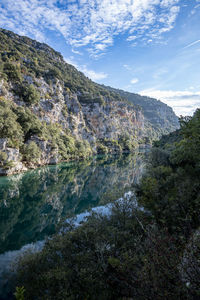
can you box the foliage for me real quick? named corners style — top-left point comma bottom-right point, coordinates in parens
top-left (118, 134), bottom-right (138, 151)
top-left (0, 28), bottom-right (128, 104)
top-left (96, 143), bottom-right (109, 154)
top-left (78, 93), bottom-right (105, 105)
top-left (75, 139), bottom-right (93, 158)
top-left (0, 151), bottom-right (7, 165)
top-left (12, 109), bottom-right (200, 299)
top-left (3, 62), bottom-right (22, 82)
top-left (0, 96), bottom-right (92, 165)
top-left (17, 84), bottom-right (40, 105)
top-left (0, 151), bottom-right (14, 170)
top-left (15, 106), bottom-right (44, 141)
top-left (14, 201), bottom-right (187, 300)
top-left (0, 99), bottom-right (23, 147)
top-left (136, 110), bottom-right (200, 236)
top-left (22, 141), bottom-right (41, 163)
top-left (0, 27), bottom-right (179, 169)
top-left (14, 286), bottom-right (25, 300)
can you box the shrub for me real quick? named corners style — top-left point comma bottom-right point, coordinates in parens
top-left (15, 107), bottom-right (44, 141)
top-left (96, 143), bottom-right (108, 154)
top-left (14, 286), bottom-right (25, 300)
top-left (0, 99), bottom-right (24, 147)
top-left (0, 151), bottom-right (7, 166)
top-left (19, 84), bottom-right (40, 105)
top-left (3, 62), bottom-right (22, 82)
top-left (23, 141), bottom-right (41, 163)
top-left (45, 67), bottom-right (62, 80)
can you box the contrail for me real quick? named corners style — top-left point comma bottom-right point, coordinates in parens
top-left (183, 39), bottom-right (200, 49)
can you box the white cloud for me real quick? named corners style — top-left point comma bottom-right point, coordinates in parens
top-left (64, 57), bottom-right (107, 81)
top-left (80, 65), bottom-right (108, 80)
top-left (140, 89), bottom-right (200, 116)
top-left (126, 35), bottom-right (137, 41)
top-left (0, 0), bottom-right (181, 57)
top-left (71, 49), bottom-right (82, 55)
top-left (131, 78), bottom-right (139, 84)
top-left (123, 64), bottom-right (132, 71)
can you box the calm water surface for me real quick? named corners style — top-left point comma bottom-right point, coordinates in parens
top-left (0, 152), bottom-right (146, 297)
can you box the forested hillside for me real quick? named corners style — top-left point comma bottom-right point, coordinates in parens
top-left (0, 28), bottom-right (178, 175)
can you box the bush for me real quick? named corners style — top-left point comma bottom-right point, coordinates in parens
top-left (3, 62), bottom-right (22, 82)
top-left (14, 201), bottom-right (187, 300)
top-left (75, 139), bottom-right (92, 158)
top-left (0, 151), bottom-right (7, 166)
top-left (18, 84), bottom-right (40, 105)
top-left (150, 148), bottom-right (170, 167)
top-left (0, 99), bottom-right (24, 147)
top-left (96, 143), bottom-right (108, 154)
top-left (22, 141), bottom-right (41, 163)
top-left (15, 107), bottom-right (44, 141)
top-left (45, 67), bottom-right (62, 80)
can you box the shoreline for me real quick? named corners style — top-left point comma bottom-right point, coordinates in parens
top-left (0, 144), bottom-right (151, 177)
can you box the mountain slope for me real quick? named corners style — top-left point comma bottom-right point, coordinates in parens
top-left (102, 85), bottom-right (179, 137)
top-left (0, 28), bottom-right (179, 175)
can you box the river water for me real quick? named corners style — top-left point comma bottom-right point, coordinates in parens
top-left (0, 152), bottom-right (146, 298)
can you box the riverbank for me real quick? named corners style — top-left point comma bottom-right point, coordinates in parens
top-left (0, 144), bottom-right (150, 176)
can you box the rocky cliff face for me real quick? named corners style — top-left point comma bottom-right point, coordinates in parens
top-left (102, 86), bottom-right (179, 136)
top-left (0, 28), bottom-right (179, 175)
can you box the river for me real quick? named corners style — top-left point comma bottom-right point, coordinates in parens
top-left (0, 152), bottom-right (146, 298)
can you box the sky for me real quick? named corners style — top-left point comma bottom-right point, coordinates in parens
top-left (0, 0), bottom-right (200, 116)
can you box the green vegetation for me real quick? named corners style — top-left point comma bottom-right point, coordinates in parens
top-left (78, 92), bottom-right (105, 105)
top-left (14, 287), bottom-right (25, 300)
top-left (12, 110), bottom-right (200, 299)
top-left (0, 98), bottom-right (92, 166)
top-left (16, 84), bottom-right (40, 105)
top-left (22, 141), bottom-right (41, 163)
top-left (3, 62), bottom-right (22, 82)
top-left (0, 28), bottom-right (178, 138)
top-left (0, 28), bottom-right (128, 104)
top-left (0, 28), bottom-right (179, 170)
top-left (96, 136), bottom-right (139, 155)
top-left (137, 110), bottom-right (200, 235)
top-left (0, 151), bottom-right (8, 168)
top-left (0, 98), bottom-right (23, 147)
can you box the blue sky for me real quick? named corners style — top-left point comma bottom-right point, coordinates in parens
top-left (0, 0), bottom-right (200, 115)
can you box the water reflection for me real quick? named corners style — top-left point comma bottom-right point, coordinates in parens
top-left (0, 153), bottom-right (145, 254)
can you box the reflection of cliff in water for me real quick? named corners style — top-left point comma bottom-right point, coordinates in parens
top-left (0, 153), bottom-right (145, 254)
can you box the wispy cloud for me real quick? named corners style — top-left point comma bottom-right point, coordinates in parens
top-left (123, 64), bottom-right (132, 71)
top-left (64, 57), bottom-right (107, 81)
top-left (140, 89), bottom-right (200, 116)
top-left (131, 78), bottom-right (139, 84)
top-left (0, 0), bottom-right (181, 57)
top-left (71, 49), bottom-right (82, 55)
top-left (80, 65), bottom-right (108, 80)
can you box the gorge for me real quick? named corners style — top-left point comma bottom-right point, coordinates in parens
top-left (0, 28), bottom-right (178, 176)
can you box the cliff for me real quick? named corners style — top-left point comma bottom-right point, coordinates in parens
top-left (102, 86), bottom-right (179, 136)
top-left (0, 28), bottom-right (179, 175)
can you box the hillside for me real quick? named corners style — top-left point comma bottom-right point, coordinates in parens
top-left (0, 28), bottom-right (179, 175)
top-left (102, 85), bottom-right (179, 136)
